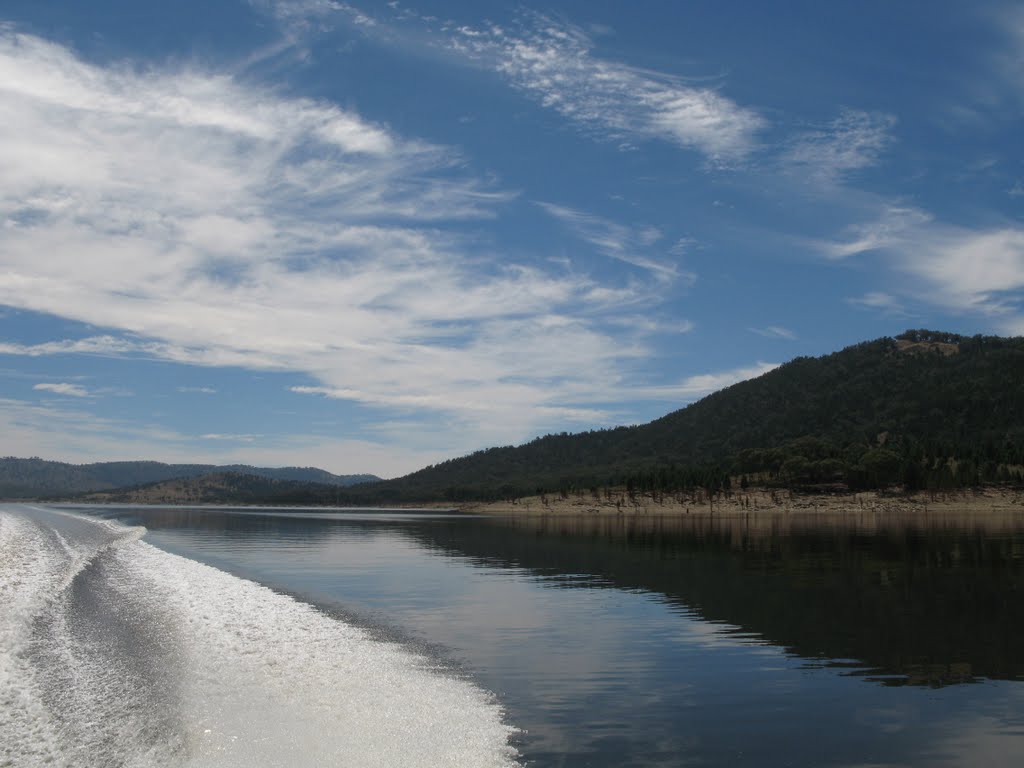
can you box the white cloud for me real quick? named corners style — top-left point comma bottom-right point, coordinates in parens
top-left (201, 433), bottom-right (259, 442)
top-left (0, 336), bottom-right (143, 357)
top-left (445, 15), bottom-right (764, 163)
top-left (294, 383), bottom-right (617, 427)
top-left (265, 4), bottom-right (765, 161)
top-left (846, 292), bottom-right (908, 315)
top-left (825, 206), bottom-right (1024, 325)
top-left (607, 316), bottom-right (695, 335)
top-left (256, 0), bottom-right (347, 23)
top-left (749, 326), bottom-right (796, 341)
top-left (784, 110), bottom-right (896, 183)
top-left (906, 228), bottom-right (1024, 315)
top-left (32, 382), bottom-right (90, 398)
top-left (0, 28), bottom-right (692, 456)
top-left (537, 202), bottom-right (689, 284)
top-left (178, 386), bottom-right (218, 394)
top-left (622, 361), bottom-right (781, 402)
top-left (668, 362), bottom-right (781, 399)
top-left (821, 206), bottom-right (932, 260)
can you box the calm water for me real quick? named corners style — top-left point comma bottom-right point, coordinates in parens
top-left (23, 505), bottom-right (1024, 765)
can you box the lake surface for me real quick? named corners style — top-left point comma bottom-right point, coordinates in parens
top-left (6, 504), bottom-right (1024, 766)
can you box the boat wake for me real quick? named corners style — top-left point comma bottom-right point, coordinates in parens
top-left (0, 505), bottom-right (519, 767)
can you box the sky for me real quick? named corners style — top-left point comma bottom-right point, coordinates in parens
top-left (0, 0), bottom-right (1022, 477)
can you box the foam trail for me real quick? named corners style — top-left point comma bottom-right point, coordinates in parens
top-left (0, 505), bottom-right (520, 767)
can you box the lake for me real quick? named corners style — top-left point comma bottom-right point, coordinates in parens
top-left (4, 504), bottom-right (1024, 766)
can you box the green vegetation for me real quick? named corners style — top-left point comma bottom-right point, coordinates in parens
top-left (346, 329), bottom-right (1024, 503)
top-left (86, 472), bottom-right (364, 506)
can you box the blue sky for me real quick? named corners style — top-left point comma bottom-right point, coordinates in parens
top-left (0, 1), bottom-right (1022, 477)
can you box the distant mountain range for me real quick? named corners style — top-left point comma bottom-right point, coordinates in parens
top-left (78, 471), bottom-right (376, 506)
top-left (0, 458), bottom-right (378, 499)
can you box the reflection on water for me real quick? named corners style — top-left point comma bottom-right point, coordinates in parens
top-left (422, 511), bottom-right (1024, 687)
top-left (74, 505), bottom-right (1024, 767)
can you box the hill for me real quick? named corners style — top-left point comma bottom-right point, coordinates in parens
top-left (80, 472), bottom-right (359, 506)
top-left (0, 458), bottom-right (378, 499)
top-left (348, 329), bottom-right (1024, 502)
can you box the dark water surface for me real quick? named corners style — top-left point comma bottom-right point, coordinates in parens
top-left (73, 505), bottom-right (1024, 767)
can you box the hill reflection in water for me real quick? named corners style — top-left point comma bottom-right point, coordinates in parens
top-left (415, 510), bottom-right (1024, 688)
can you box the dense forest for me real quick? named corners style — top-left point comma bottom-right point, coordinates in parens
top-left (343, 330), bottom-right (1024, 503)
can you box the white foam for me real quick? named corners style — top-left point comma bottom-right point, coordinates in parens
top-left (0, 511), bottom-right (68, 766)
top-left (0, 505), bottom-right (520, 767)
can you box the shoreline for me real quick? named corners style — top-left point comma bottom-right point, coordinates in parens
top-left (10, 486), bottom-right (1024, 519)
top-left (457, 486), bottom-right (1024, 517)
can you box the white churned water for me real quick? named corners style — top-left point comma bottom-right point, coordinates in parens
top-left (0, 505), bottom-right (519, 768)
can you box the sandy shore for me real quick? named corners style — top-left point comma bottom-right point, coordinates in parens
top-left (458, 486), bottom-right (1024, 517)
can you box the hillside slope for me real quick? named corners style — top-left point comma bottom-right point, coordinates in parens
top-left (357, 330), bottom-right (1024, 501)
top-left (80, 472), bottom-right (356, 506)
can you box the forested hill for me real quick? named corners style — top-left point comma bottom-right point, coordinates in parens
top-left (80, 472), bottom-right (359, 506)
top-left (0, 458), bottom-right (378, 498)
top-left (356, 330), bottom-right (1024, 502)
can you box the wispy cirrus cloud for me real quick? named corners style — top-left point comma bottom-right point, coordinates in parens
top-left (749, 326), bottom-right (796, 341)
top-left (626, 362), bottom-right (781, 402)
top-left (783, 109), bottom-right (896, 183)
top-left (445, 14), bottom-right (765, 163)
top-left (0, 27), bottom-right (692, 454)
top-left (201, 433), bottom-right (260, 442)
top-left (261, 3), bottom-right (773, 164)
top-left (0, 335), bottom-right (285, 370)
top-left (822, 206), bottom-right (932, 260)
top-left (824, 205), bottom-right (1024, 326)
top-left (33, 382), bottom-right (91, 398)
top-left (264, 2), bottom-right (767, 162)
top-left (846, 292), bottom-right (909, 316)
top-left (177, 386), bottom-right (218, 394)
top-left (0, 336), bottom-right (144, 358)
top-left (536, 202), bottom-right (688, 283)
top-left (290, 385), bottom-right (613, 424)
